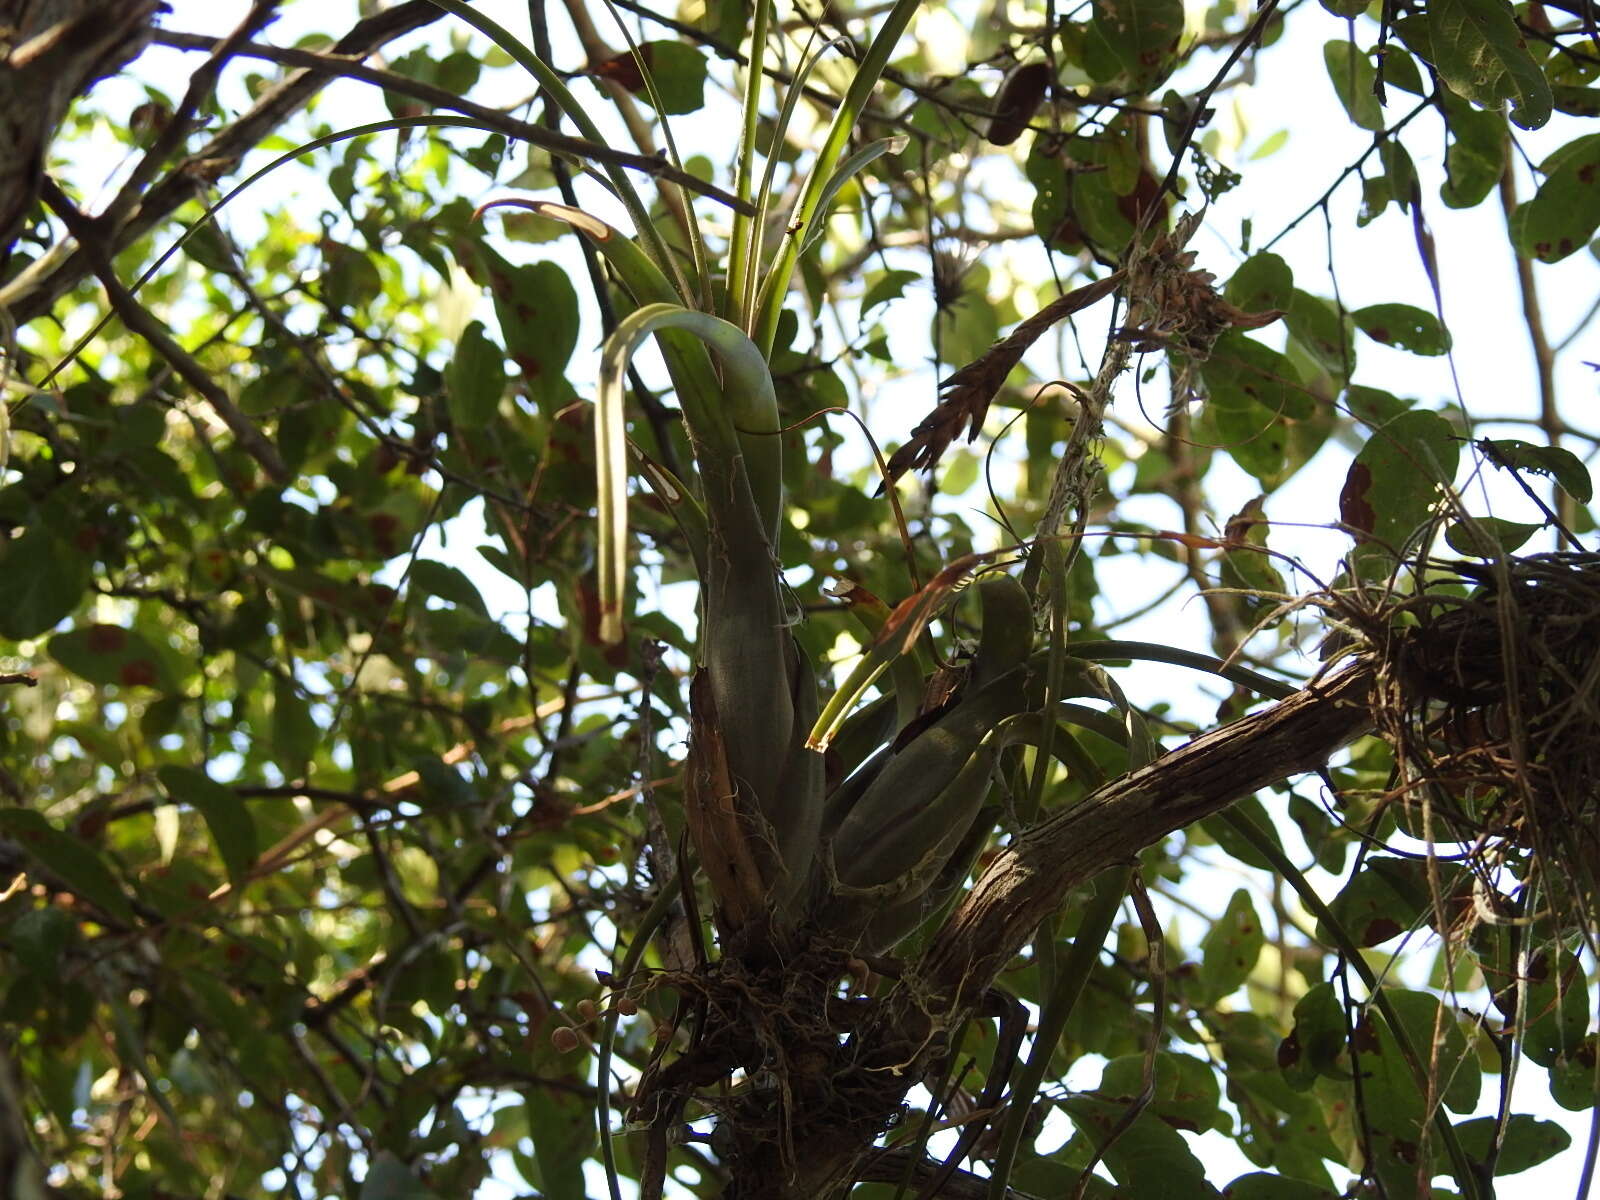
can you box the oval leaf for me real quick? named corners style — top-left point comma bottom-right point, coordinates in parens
top-left (1479, 437), bottom-right (1594, 502)
top-left (444, 320), bottom-right (507, 430)
top-left (1510, 134), bottom-right (1600, 263)
top-left (0, 809), bottom-right (135, 923)
top-left (1427, 0), bottom-right (1553, 130)
top-left (1339, 410), bottom-right (1460, 570)
top-left (49, 624), bottom-right (175, 691)
top-left (1352, 303), bottom-right (1452, 355)
top-left (0, 530), bottom-right (92, 640)
top-left (158, 765), bottom-right (259, 887)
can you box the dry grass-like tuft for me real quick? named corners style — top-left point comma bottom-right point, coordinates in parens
top-left (1341, 552), bottom-right (1600, 942)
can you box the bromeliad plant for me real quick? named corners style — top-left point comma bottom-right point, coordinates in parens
top-left (459, 6), bottom-right (1333, 1196)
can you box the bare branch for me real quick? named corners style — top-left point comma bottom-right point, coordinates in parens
top-left (41, 178), bottom-right (290, 484)
top-left (3, 0), bottom-right (447, 322)
top-left (913, 659), bottom-right (1376, 1016)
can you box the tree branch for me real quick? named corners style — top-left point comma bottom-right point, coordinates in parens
top-left (912, 658), bottom-right (1376, 1016)
top-left (144, 28), bottom-right (753, 214)
top-left (0, 0), bottom-right (160, 265)
top-left (41, 178), bottom-right (291, 485)
top-left (2, 0), bottom-right (447, 322)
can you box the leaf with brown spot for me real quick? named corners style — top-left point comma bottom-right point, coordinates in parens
top-left (51, 624), bottom-right (175, 691)
top-left (1338, 461), bottom-right (1377, 538)
top-left (591, 41), bottom-right (707, 114)
top-left (1509, 133), bottom-right (1600, 263)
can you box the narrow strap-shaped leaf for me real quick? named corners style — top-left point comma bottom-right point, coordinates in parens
top-left (596, 305), bottom-right (782, 638)
top-left (797, 135), bottom-right (908, 256)
top-left (424, 0), bottom-right (689, 297)
top-left (753, 0), bottom-right (923, 353)
top-left (737, 31), bottom-right (851, 328)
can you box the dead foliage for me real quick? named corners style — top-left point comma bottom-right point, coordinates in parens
top-left (885, 212), bottom-right (1284, 489)
top-left (1343, 552), bottom-right (1600, 941)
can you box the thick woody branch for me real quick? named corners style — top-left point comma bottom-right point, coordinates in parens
top-left (0, 0), bottom-right (160, 264)
top-left (912, 658), bottom-right (1377, 1016)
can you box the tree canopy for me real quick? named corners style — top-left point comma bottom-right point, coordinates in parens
top-left (1, 0), bottom-right (1598, 1197)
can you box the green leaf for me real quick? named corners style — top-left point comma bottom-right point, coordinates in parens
top-left (359, 1151), bottom-right (440, 1200)
top-left (467, 248), bottom-right (580, 408)
top-left (1222, 1174), bottom-right (1339, 1199)
top-left (524, 1084), bottom-right (594, 1197)
top-left (1200, 402), bottom-right (1286, 486)
top-left (1479, 437), bottom-right (1594, 502)
top-left (1521, 947), bottom-right (1590, 1068)
top-left (49, 624), bottom-right (175, 691)
top-left (1438, 86), bottom-right (1508, 208)
top-left (1553, 84), bottom-right (1600, 117)
top-left (1279, 982), bottom-right (1348, 1090)
top-left (9, 905), bottom-right (76, 978)
top-left (409, 559), bottom-right (490, 616)
top-left (1444, 515), bottom-right (1541, 555)
top-left (157, 766), bottom-right (258, 887)
top-left (798, 134), bottom-right (908, 255)
top-left (1201, 794), bottom-right (1285, 872)
top-left (592, 41), bottom-right (707, 114)
top-left (1100, 1051), bottom-right (1221, 1131)
top-left (1203, 333), bottom-right (1313, 418)
top-left (1548, 1037), bottom-right (1600, 1109)
top-left (1427, 0), bottom-right (1553, 129)
top-left (1324, 41), bottom-right (1383, 131)
top-left (445, 320), bottom-right (507, 430)
top-left (1348, 995), bottom-right (1465, 1198)
top-left (1344, 384), bottom-right (1411, 426)
top-left (1352, 303), bottom-right (1452, 355)
top-left (0, 529), bottom-right (92, 640)
top-left (1509, 134), bottom-right (1600, 263)
top-left (271, 675), bottom-right (319, 773)
top-left (1225, 252), bottom-right (1294, 313)
top-left (1449, 1115), bottom-right (1571, 1174)
top-left (1284, 290), bottom-right (1354, 381)
top-left (1380, 46), bottom-right (1427, 95)
top-left (1060, 1091), bottom-right (1219, 1197)
top-left (1089, 0), bottom-right (1185, 86)
top-left (1199, 889), bottom-right (1265, 1001)
top-left (0, 810), bottom-right (135, 923)
top-left (1318, 856), bottom-right (1432, 947)
top-left (1338, 410), bottom-right (1460, 570)
top-left (861, 268), bottom-right (921, 315)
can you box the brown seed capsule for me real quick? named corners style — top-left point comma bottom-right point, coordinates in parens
top-left (615, 996), bottom-right (639, 1016)
top-left (576, 999), bottom-right (599, 1023)
top-left (987, 62), bottom-right (1053, 146)
top-left (551, 1026), bottom-right (581, 1053)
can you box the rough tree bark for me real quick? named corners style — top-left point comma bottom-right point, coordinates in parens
top-left (0, 0), bottom-right (161, 266)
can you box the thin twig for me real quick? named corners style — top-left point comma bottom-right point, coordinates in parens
top-left (40, 179), bottom-right (290, 484)
top-left (147, 28), bottom-right (752, 214)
